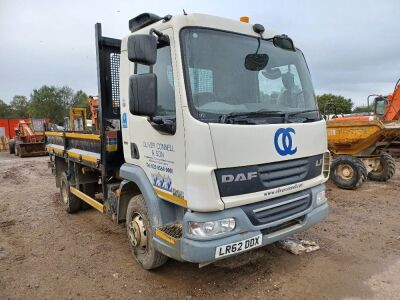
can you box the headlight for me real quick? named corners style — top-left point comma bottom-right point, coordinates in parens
top-left (316, 190), bottom-right (327, 206)
top-left (189, 218), bottom-right (236, 237)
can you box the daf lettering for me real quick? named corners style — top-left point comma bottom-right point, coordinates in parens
top-left (222, 171), bottom-right (258, 183)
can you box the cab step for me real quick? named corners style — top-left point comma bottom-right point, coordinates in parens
top-left (155, 223), bottom-right (182, 245)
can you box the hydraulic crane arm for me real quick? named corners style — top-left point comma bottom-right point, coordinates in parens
top-left (384, 79), bottom-right (400, 121)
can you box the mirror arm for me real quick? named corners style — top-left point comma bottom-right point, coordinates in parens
top-left (149, 28), bottom-right (170, 46)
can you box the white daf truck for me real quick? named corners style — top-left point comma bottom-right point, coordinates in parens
top-left (45, 12), bottom-right (330, 269)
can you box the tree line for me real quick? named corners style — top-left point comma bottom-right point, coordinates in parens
top-left (317, 94), bottom-right (371, 114)
top-left (0, 85), bottom-right (90, 124)
top-left (0, 86), bottom-right (373, 122)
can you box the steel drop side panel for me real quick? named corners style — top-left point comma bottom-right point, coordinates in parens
top-left (46, 132), bottom-right (102, 167)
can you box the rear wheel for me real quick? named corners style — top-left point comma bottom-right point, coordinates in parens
top-left (330, 155), bottom-right (367, 189)
top-left (8, 140), bottom-right (15, 154)
top-left (126, 194), bottom-right (167, 270)
top-left (367, 152), bottom-right (396, 181)
top-left (60, 172), bottom-right (81, 213)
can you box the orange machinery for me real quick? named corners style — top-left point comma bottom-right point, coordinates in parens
top-left (326, 79), bottom-right (400, 189)
top-left (89, 96), bottom-right (100, 131)
top-left (382, 78), bottom-right (400, 121)
top-left (330, 78), bottom-right (400, 122)
top-left (8, 119), bottom-right (47, 157)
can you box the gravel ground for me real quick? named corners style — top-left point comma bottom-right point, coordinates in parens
top-left (0, 152), bottom-right (399, 299)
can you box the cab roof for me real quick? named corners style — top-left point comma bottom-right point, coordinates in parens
top-left (121, 13), bottom-right (278, 50)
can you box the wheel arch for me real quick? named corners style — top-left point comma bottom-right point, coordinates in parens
top-left (118, 163), bottom-right (181, 227)
top-left (118, 180), bottom-right (141, 223)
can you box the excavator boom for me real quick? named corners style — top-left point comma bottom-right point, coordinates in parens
top-left (384, 79), bottom-right (400, 121)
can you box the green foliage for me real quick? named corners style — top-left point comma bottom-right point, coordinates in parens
top-left (1, 87), bottom-right (90, 122)
top-left (10, 95), bottom-right (29, 118)
top-left (26, 86), bottom-right (90, 123)
top-left (0, 96), bottom-right (29, 118)
top-left (28, 86), bottom-right (67, 123)
top-left (317, 93), bottom-right (353, 114)
top-left (353, 105), bottom-right (372, 113)
top-left (72, 90), bottom-right (90, 115)
top-left (0, 99), bottom-right (12, 118)
top-left (58, 86), bottom-right (74, 108)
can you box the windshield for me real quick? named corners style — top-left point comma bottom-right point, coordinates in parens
top-left (181, 28), bottom-right (320, 124)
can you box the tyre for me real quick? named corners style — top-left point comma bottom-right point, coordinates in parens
top-left (14, 144), bottom-right (19, 156)
top-left (368, 152), bottom-right (396, 181)
top-left (330, 155), bottom-right (367, 190)
top-left (8, 140), bottom-right (15, 154)
top-left (60, 172), bottom-right (81, 213)
top-left (126, 194), bottom-right (167, 270)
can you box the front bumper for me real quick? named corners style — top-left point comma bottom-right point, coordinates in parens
top-left (154, 184), bottom-right (328, 263)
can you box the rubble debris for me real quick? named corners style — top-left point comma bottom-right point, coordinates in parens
top-left (277, 239), bottom-right (320, 255)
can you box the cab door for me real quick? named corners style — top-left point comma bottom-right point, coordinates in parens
top-left (125, 28), bottom-right (186, 206)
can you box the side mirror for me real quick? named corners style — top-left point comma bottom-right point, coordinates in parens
top-left (273, 35), bottom-right (295, 51)
top-left (127, 34), bottom-right (157, 65)
top-left (129, 73), bottom-right (157, 116)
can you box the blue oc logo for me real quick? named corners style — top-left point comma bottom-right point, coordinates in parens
top-left (274, 128), bottom-right (297, 156)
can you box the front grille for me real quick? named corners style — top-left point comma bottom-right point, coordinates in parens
top-left (258, 157), bottom-right (309, 190)
top-left (215, 154), bottom-right (323, 197)
top-left (242, 190), bottom-right (312, 226)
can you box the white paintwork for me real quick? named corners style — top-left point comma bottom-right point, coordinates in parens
top-left (209, 120), bottom-right (327, 168)
top-left (119, 13), bottom-right (328, 212)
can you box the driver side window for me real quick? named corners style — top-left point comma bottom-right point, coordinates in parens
top-left (136, 46), bottom-right (176, 117)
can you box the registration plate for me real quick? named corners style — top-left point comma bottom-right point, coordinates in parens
top-left (215, 234), bottom-right (262, 258)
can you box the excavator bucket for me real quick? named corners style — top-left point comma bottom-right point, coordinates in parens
top-left (18, 142), bottom-right (47, 157)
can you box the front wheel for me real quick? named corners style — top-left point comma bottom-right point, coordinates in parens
top-left (330, 155), bottom-right (367, 190)
top-left (368, 153), bottom-right (396, 181)
top-left (126, 194), bottom-right (167, 270)
top-left (8, 140), bottom-right (15, 154)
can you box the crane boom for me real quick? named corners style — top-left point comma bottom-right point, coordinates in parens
top-left (384, 79), bottom-right (400, 121)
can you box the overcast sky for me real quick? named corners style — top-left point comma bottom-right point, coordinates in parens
top-left (1, 0), bottom-right (399, 106)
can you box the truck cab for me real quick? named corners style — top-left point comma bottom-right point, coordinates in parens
top-left (46, 12), bottom-right (330, 269)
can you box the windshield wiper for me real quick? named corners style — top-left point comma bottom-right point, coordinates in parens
top-left (285, 109), bottom-right (321, 117)
top-left (219, 110), bottom-right (285, 123)
top-left (285, 109), bottom-right (321, 123)
top-left (218, 109), bottom-right (321, 124)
